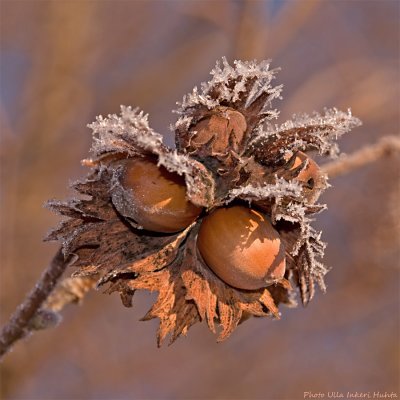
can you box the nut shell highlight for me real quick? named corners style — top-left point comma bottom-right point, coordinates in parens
top-left (197, 206), bottom-right (286, 290)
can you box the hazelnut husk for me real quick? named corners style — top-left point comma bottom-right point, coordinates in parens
top-left (46, 59), bottom-right (361, 345)
top-left (186, 107), bottom-right (247, 156)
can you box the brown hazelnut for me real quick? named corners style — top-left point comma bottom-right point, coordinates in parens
top-left (289, 152), bottom-right (320, 187)
top-left (197, 205), bottom-right (286, 290)
top-left (121, 157), bottom-right (202, 233)
top-left (281, 151), bottom-right (326, 203)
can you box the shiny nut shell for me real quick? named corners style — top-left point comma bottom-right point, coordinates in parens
top-left (197, 206), bottom-right (286, 290)
top-left (121, 158), bottom-right (202, 233)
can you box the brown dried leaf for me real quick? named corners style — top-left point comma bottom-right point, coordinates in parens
top-left (124, 266), bottom-right (200, 346)
top-left (98, 226), bottom-right (191, 285)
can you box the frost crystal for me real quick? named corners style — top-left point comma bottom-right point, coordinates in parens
top-left (89, 106), bottom-right (163, 157)
top-left (248, 108), bottom-right (362, 162)
top-left (227, 178), bottom-right (303, 204)
top-left (179, 56), bottom-right (281, 112)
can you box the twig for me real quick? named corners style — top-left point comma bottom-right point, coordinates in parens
top-left (322, 135), bottom-right (400, 178)
top-left (0, 249), bottom-right (96, 361)
top-left (43, 275), bottom-right (97, 312)
top-left (0, 249), bottom-right (68, 360)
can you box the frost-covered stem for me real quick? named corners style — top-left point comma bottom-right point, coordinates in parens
top-left (322, 135), bottom-right (400, 178)
top-left (0, 248), bottom-right (67, 360)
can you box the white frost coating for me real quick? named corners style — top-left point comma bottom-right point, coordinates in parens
top-left (88, 105), bottom-right (164, 156)
top-left (172, 115), bottom-right (192, 132)
top-left (273, 196), bottom-right (328, 295)
top-left (245, 80), bottom-right (282, 110)
top-left (227, 177), bottom-right (303, 204)
top-left (274, 201), bottom-right (308, 227)
top-left (175, 57), bottom-right (282, 115)
top-left (177, 86), bottom-right (219, 114)
top-left (250, 108), bottom-right (362, 157)
top-left (157, 151), bottom-right (192, 176)
top-left (268, 108), bottom-right (361, 137)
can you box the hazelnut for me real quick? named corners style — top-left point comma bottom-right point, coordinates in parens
top-left (197, 206), bottom-right (286, 290)
top-left (289, 152), bottom-right (319, 187)
top-left (282, 151), bottom-right (326, 203)
top-left (120, 157), bottom-right (202, 233)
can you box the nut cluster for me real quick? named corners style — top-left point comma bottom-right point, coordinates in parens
top-left (47, 58), bottom-right (361, 345)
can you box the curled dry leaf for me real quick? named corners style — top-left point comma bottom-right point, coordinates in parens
top-left (46, 58), bottom-right (361, 345)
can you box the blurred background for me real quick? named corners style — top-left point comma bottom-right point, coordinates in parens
top-left (0, 1), bottom-right (399, 399)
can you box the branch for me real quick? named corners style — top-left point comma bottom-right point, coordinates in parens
top-left (0, 249), bottom-right (86, 360)
top-left (0, 248), bottom-right (96, 361)
top-left (42, 275), bottom-right (96, 312)
top-left (322, 135), bottom-right (400, 178)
